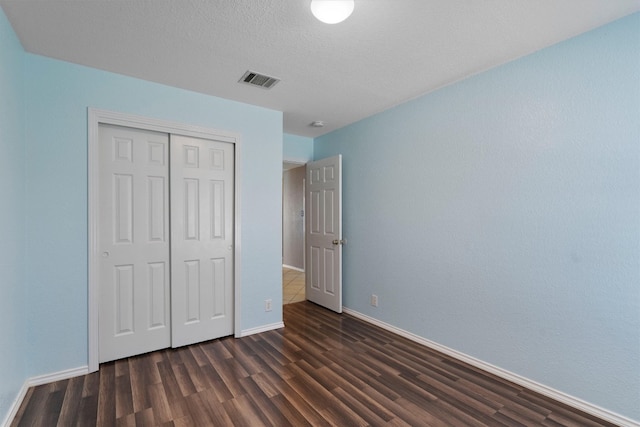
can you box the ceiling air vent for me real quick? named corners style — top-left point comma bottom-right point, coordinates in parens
top-left (239, 70), bottom-right (280, 89)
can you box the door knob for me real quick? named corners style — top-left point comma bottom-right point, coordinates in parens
top-left (332, 239), bottom-right (346, 245)
top-left (102, 251), bottom-right (110, 258)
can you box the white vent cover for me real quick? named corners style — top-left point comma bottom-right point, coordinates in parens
top-left (239, 70), bottom-right (280, 89)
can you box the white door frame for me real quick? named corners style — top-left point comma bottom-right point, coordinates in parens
top-left (87, 108), bottom-right (242, 372)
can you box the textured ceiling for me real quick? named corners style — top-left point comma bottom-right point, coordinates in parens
top-left (2, 0), bottom-right (639, 137)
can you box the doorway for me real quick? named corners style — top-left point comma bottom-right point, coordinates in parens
top-left (282, 162), bottom-right (305, 304)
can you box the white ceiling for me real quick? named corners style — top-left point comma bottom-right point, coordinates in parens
top-left (2, 1), bottom-right (638, 138)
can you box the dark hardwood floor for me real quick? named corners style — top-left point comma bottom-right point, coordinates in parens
top-left (12, 301), bottom-right (617, 426)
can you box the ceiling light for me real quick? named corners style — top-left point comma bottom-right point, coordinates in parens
top-left (310, 121), bottom-right (325, 127)
top-left (310, 0), bottom-right (354, 24)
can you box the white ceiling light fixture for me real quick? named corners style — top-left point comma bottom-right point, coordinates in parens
top-left (310, 0), bottom-right (355, 24)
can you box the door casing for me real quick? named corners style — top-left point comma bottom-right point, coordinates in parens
top-left (88, 108), bottom-right (243, 372)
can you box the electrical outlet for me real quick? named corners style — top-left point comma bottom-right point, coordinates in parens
top-left (371, 294), bottom-right (379, 307)
top-left (265, 299), bottom-right (272, 312)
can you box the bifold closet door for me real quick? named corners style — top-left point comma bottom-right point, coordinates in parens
top-left (170, 134), bottom-right (235, 347)
top-left (98, 124), bottom-right (171, 363)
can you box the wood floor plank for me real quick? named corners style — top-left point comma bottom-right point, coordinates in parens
top-left (170, 414), bottom-right (195, 427)
top-left (360, 384), bottom-right (442, 427)
top-left (249, 372), bottom-right (280, 399)
top-left (317, 365), bottom-right (397, 422)
top-left (96, 362), bottom-right (116, 427)
top-left (57, 376), bottom-right (85, 426)
top-left (265, 381), bottom-right (331, 426)
top-left (114, 362), bottom-right (133, 419)
top-left (38, 385), bottom-right (66, 426)
top-left (188, 343), bottom-right (212, 367)
top-left (115, 412), bottom-right (136, 427)
top-left (318, 395), bottom-right (370, 427)
top-left (9, 387), bottom-right (33, 427)
top-left (198, 363), bottom-right (235, 403)
top-left (222, 394), bottom-right (270, 427)
top-left (128, 356), bottom-right (151, 413)
top-left (260, 329), bottom-right (303, 364)
top-left (76, 394), bottom-right (100, 426)
top-left (134, 407), bottom-right (157, 426)
top-left (286, 366), bottom-right (338, 412)
top-left (442, 357), bottom-right (524, 396)
top-left (384, 417), bottom-right (414, 427)
top-left (11, 301), bottom-right (620, 427)
top-left (147, 382), bottom-right (173, 425)
top-left (182, 392), bottom-right (215, 425)
top-left (260, 347), bottom-right (302, 382)
top-left (414, 372), bottom-right (501, 416)
top-left (13, 384), bottom-right (49, 427)
top-left (170, 360), bottom-right (198, 397)
top-left (222, 338), bottom-right (265, 376)
top-left (199, 388), bottom-right (236, 425)
top-left (238, 375), bottom-right (296, 427)
top-left (156, 358), bottom-right (189, 420)
top-left (175, 345), bottom-right (207, 391)
top-left (211, 357), bottom-right (250, 398)
top-left (268, 394), bottom-right (313, 427)
top-left (332, 386), bottom-right (395, 425)
top-left (394, 396), bottom-right (458, 427)
top-left (80, 371), bottom-right (99, 400)
top-left (199, 338), bottom-right (233, 362)
top-left (432, 395), bottom-right (504, 426)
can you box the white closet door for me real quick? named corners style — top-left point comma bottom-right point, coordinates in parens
top-left (98, 124), bottom-right (170, 363)
top-left (170, 134), bottom-right (234, 347)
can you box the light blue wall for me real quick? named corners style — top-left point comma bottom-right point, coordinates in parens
top-left (283, 133), bottom-right (313, 163)
top-left (0, 7), bottom-right (27, 422)
top-left (22, 55), bottom-right (283, 376)
top-left (315, 13), bottom-right (640, 421)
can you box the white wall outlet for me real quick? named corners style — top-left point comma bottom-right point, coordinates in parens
top-left (265, 299), bottom-right (272, 312)
top-left (371, 294), bottom-right (379, 307)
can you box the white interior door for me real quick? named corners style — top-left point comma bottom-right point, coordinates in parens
top-left (170, 134), bottom-right (235, 347)
top-left (98, 124), bottom-right (170, 363)
top-left (305, 155), bottom-right (343, 313)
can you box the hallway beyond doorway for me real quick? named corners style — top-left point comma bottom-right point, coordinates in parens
top-left (283, 267), bottom-right (305, 304)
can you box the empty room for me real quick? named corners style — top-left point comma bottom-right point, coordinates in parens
top-left (1, 1), bottom-right (638, 426)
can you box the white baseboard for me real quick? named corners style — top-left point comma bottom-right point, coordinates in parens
top-left (282, 264), bottom-right (304, 273)
top-left (2, 366), bottom-right (88, 427)
top-left (240, 321), bottom-right (284, 337)
top-left (26, 366), bottom-right (89, 387)
top-left (342, 307), bottom-right (639, 427)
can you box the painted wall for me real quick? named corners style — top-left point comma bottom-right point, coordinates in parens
top-left (283, 133), bottom-right (313, 163)
top-left (0, 8), bottom-right (27, 422)
top-left (283, 166), bottom-right (306, 270)
top-left (21, 55), bottom-right (283, 377)
top-left (314, 13), bottom-right (640, 422)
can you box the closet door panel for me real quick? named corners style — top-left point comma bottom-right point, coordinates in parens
top-left (98, 124), bottom-right (170, 363)
top-left (170, 134), bottom-right (234, 347)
